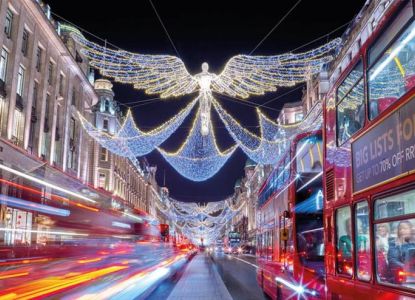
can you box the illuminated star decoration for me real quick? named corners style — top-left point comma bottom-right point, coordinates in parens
top-left (73, 32), bottom-right (340, 181)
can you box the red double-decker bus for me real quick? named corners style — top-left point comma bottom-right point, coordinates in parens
top-left (256, 131), bottom-right (324, 299)
top-left (324, 0), bottom-right (415, 298)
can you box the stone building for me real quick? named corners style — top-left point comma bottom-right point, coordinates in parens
top-left (0, 0), bottom-right (162, 246)
top-left (88, 79), bottom-right (155, 214)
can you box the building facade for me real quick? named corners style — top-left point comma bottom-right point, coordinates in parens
top-left (89, 79), bottom-right (157, 215)
top-left (0, 0), bottom-right (162, 247)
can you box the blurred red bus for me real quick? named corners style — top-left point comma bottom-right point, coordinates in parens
top-left (324, 0), bottom-right (415, 298)
top-left (256, 131), bottom-right (324, 299)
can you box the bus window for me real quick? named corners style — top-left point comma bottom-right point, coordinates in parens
top-left (355, 201), bottom-right (371, 281)
top-left (336, 206), bottom-right (353, 277)
top-left (368, 21), bottom-right (415, 119)
top-left (374, 191), bottom-right (415, 290)
top-left (296, 135), bottom-right (323, 173)
top-left (295, 176), bottom-right (324, 276)
top-left (336, 61), bottom-right (365, 145)
top-left (374, 190), bottom-right (415, 220)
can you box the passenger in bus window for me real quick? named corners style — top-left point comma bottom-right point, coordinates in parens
top-left (376, 223), bottom-right (390, 254)
top-left (375, 223), bottom-right (390, 282)
top-left (388, 221), bottom-right (415, 284)
top-left (339, 218), bottom-right (352, 258)
top-left (356, 218), bottom-right (369, 251)
top-left (338, 217), bottom-right (354, 276)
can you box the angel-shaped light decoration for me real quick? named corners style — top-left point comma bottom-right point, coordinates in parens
top-left (72, 33), bottom-right (340, 137)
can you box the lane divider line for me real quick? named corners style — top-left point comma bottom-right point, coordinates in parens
top-left (225, 254), bottom-right (258, 269)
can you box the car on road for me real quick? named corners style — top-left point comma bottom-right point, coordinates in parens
top-left (224, 246), bottom-right (233, 254)
top-left (241, 245), bottom-right (255, 255)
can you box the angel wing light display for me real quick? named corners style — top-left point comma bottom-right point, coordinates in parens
top-left (74, 32), bottom-right (340, 181)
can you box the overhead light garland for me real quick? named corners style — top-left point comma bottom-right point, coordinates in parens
top-left (79, 99), bottom-right (197, 156)
top-left (158, 106), bottom-right (237, 181)
top-left (212, 98), bottom-right (323, 165)
top-left (156, 195), bottom-right (245, 245)
top-left (73, 31), bottom-right (340, 181)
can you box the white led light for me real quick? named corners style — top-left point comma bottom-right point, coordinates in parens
top-left (72, 31), bottom-right (339, 181)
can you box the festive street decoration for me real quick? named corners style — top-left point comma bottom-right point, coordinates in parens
top-left (78, 99), bottom-right (197, 156)
top-left (158, 106), bottom-right (237, 181)
top-left (155, 195), bottom-right (244, 245)
top-left (72, 32), bottom-right (339, 134)
top-left (74, 32), bottom-right (340, 181)
top-left (212, 98), bottom-right (322, 164)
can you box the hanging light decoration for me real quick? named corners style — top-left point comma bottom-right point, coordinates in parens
top-left (73, 31), bottom-right (340, 181)
top-left (212, 98), bottom-right (322, 165)
top-left (155, 195), bottom-right (244, 245)
top-left (79, 99), bottom-right (197, 156)
top-left (158, 106), bottom-right (237, 181)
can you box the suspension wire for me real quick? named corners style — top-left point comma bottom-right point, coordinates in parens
top-left (51, 11), bottom-right (122, 50)
top-left (129, 99), bottom-right (165, 108)
top-left (249, 0), bottom-right (302, 55)
top-left (120, 97), bottom-right (163, 106)
top-left (148, 0), bottom-right (181, 58)
top-left (291, 20), bottom-right (351, 52)
top-left (258, 85), bottom-right (304, 108)
top-left (53, 4), bottom-right (348, 57)
top-left (215, 93), bottom-right (281, 112)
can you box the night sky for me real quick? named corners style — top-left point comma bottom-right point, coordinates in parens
top-left (48, 0), bottom-right (364, 202)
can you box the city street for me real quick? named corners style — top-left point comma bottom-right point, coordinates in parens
top-left (211, 253), bottom-right (266, 300)
top-left (0, 242), bottom-right (191, 299)
top-left (1, 0), bottom-right (415, 299)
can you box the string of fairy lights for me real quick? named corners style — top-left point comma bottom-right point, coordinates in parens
top-left (155, 195), bottom-right (245, 245)
top-left (74, 30), bottom-right (340, 181)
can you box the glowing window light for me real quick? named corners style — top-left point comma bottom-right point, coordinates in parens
top-left (0, 163), bottom-right (96, 203)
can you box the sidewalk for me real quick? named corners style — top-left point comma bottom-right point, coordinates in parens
top-left (167, 253), bottom-right (233, 300)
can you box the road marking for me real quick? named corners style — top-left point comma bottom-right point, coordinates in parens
top-left (225, 254), bottom-right (258, 269)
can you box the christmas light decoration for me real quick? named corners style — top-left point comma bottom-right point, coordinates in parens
top-left (78, 99), bottom-right (197, 156)
top-left (72, 32), bottom-right (339, 136)
top-left (72, 32), bottom-right (340, 100)
top-left (212, 98), bottom-right (323, 164)
top-left (158, 106), bottom-right (237, 181)
top-left (155, 195), bottom-right (244, 245)
top-left (73, 31), bottom-right (340, 181)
